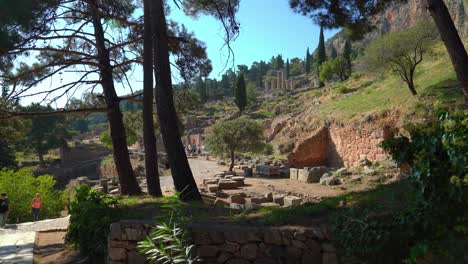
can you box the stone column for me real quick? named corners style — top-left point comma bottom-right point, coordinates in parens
top-left (264, 80), bottom-right (269, 94)
top-left (289, 79), bottom-right (294, 89)
top-left (276, 71), bottom-right (281, 89)
top-left (271, 78), bottom-right (276, 89)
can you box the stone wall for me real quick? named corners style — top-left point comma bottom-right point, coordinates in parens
top-left (108, 221), bottom-right (339, 264)
top-left (288, 124), bottom-right (392, 168)
top-left (329, 124), bottom-right (391, 167)
top-left (288, 127), bottom-right (329, 168)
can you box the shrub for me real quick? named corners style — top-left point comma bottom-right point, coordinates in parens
top-left (67, 185), bottom-right (118, 261)
top-left (0, 168), bottom-right (64, 223)
top-left (138, 195), bottom-right (200, 263)
top-left (336, 85), bottom-right (347, 94)
top-left (333, 109), bottom-right (468, 263)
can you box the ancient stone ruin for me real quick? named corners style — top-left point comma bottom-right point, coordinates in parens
top-left (264, 70), bottom-right (298, 94)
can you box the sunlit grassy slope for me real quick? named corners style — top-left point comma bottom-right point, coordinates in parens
top-left (296, 41), bottom-right (465, 123)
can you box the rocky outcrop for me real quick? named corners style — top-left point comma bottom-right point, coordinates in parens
top-left (321, 0), bottom-right (467, 57)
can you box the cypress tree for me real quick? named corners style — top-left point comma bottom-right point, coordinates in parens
top-left (317, 26), bottom-right (327, 86)
top-left (234, 73), bottom-right (247, 114)
top-left (305, 48), bottom-right (311, 74)
top-left (286, 59), bottom-right (290, 79)
top-left (344, 39), bottom-right (352, 77)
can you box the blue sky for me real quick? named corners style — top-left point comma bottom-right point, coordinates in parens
top-left (168, 0), bottom-right (339, 79)
top-left (20, 0), bottom-right (339, 106)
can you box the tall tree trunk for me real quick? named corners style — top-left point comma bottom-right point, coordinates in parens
top-left (407, 80), bottom-right (418, 95)
top-left (150, 0), bottom-right (201, 201)
top-left (426, 0), bottom-right (468, 104)
top-left (143, 0), bottom-right (162, 197)
top-left (229, 150), bottom-right (235, 172)
top-left (89, 0), bottom-right (141, 195)
top-left (38, 152), bottom-right (45, 167)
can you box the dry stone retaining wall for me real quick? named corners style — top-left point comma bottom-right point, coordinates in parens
top-left (329, 124), bottom-right (391, 167)
top-left (288, 123), bottom-right (392, 168)
top-left (108, 221), bottom-right (339, 264)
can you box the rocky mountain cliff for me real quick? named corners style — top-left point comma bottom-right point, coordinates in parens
top-left (323, 0), bottom-right (467, 55)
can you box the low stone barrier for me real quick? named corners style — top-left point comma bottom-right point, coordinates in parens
top-left (107, 220), bottom-right (339, 264)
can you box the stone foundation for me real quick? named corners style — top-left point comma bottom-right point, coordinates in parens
top-left (108, 221), bottom-right (339, 264)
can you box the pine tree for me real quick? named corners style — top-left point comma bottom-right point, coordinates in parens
top-left (276, 54), bottom-right (284, 70)
top-left (316, 26), bottom-right (327, 87)
top-left (234, 73), bottom-right (247, 114)
top-left (343, 39), bottom-right (352, 77)
top-left (286, 59), bottom-right (290, 79)
top-left (305, 48), bottom-right (311, 74)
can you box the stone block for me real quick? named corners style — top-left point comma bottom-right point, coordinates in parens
top-left (230, 203), bottom-right (245, 210)
top-left (207, 184), bottom-right (219, 192)
top-left (320, 174), bottom-right (340, 186)
top-left (264, 229), bottom-right (283, 245)
top-left (109, 223), bottom-right (122, 240)
top-left (229, 193), bottom-right (246, 204)
top-left (204, 178), bottom-right (220, 185)
top-left (284, 196), bottom-right (302, 207)
top-left (289, 168), bottom-right (298, 180)
top-left (240, 243), bottom-right (258, 260)
top-left (264, 192), bottom-right (273, 202)
top-left (192, 231), bottom-right (213, 245)
top-left (273, 195), bottom-right (284, 206)
top-left (109, 248), bottom-right (126, 261)
top-left (127, 251), bottom-right (147, 264)
top-left (218, 252), bottom-right (234, 263)
top-left (226, 259), bottom-right (250, 264)
top-left (250, 196), bottom-right (270, 204)
top-left (197, 245), bottom-right (219, 257)
top-left (299, 166), bottom-right (328, 183)
top-left (218, 180), bottom-right (240, 189)
top-left (259, 202), bottom-right (280, 208)
top-left (221, 241), bottom-right (240, 253)
top-left (254, 258), bottom-right (277, 264)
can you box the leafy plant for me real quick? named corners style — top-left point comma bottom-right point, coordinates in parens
top-left (138, 194), bottom-right (200, 264)
top-left (138, 221), bottom-right (199, 264)
top-left (0, 168), bottom-right (64, 223)
top-left (67, 185), bottom-right (118, 261)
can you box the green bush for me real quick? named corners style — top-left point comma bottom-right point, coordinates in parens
top-left (67, 185), bottom-right (118, 261)
top-left (0, 168), bottom-right (64, 223)
top-left (336, 85), bottom-right (347, 94)
top-left (332, 109), bottom-right (468, 263)
top-left (138, 195), bottom-right (199, 263)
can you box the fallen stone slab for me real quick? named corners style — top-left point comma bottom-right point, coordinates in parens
top-left (228, 193), bottom-right (246, 204)
top-left (203, 178), bottom-right (219, 185)
top-left (218, 180), bottom-right (240, 189)
top-left (207, 184), bottom-right (219, 192)
top-left (284, 196), bottom-right (303, 207)
top-left (259, 202), bottom-right (281, 208)
top-left (250, 196), bottom-right (271, 204)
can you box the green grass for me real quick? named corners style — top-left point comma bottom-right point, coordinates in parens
top-left (313, 42), bottom-right (463, 122)
top-left (230, 180), bottom-right (414, 226)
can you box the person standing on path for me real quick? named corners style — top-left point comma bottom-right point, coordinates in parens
top-left (0, 193), bottom-right (10, 228)
top-left (31, 193), bottom-right (42, 222)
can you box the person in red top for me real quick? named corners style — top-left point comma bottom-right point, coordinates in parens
top-left (31, 193), bottom-right (42, 222)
